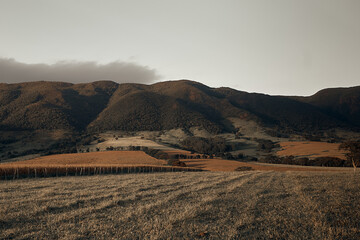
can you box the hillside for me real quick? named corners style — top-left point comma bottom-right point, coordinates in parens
top-left (0, 80), bottom-right (359, 134)
top-left (296, 86), bottom-right (360, 127)
top-left (0, 81), bottom-right (118, 130)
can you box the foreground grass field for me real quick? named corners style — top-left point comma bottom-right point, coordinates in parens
top-left (1, 171), bottom-right (360, 239)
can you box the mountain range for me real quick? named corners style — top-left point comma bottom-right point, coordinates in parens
top-left (0, 80), bottom-right (359, 135)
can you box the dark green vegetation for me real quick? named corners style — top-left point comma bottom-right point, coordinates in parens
top-left (256, 139), bottom-right (280, 153)
top-left (181, 136), bottom-right (229, 155)
top-left (1, 80), bottom-right (359, 134)
top-left (0, 131), bottom-right (95, 160)
top-left (339, 140), bottom-right (360, 170)
top-left (1, 172), bottom-right (359, 239)
top-left (259, 155), bottom-right (353, 167)
top-left (295, 86), bottom-right (360, 128)
top-left (180, 136), bottom-right (248, 160)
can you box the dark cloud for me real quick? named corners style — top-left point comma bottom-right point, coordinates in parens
top-left (0, 58), bottom-right (161, 84)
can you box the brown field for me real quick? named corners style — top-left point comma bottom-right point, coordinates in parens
top-left (0, 151), bottom-right (203, 180)
top-left (162, 149), bottom-right (349, 172)
top-left (0, 150), bottom-right (352, 178)
top-left (0, 151), bottom-right (167, 167)
top-left (277, 141), bottom-right (347, 159)
top-left (1, 171), bottom-right (359, 239)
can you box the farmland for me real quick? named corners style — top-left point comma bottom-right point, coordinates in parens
top-left (182, 158), bottom-right (353, 172)
top-left (1, 171), bottom-right (360, 239)
top-left (0, 151), bottom-right (201, 180)
top-left (1, 150), bottom-right (352, 180)
top-left (277, 141), bottom-right (346, 159)
top-left (1, 151), bottom-right (166, 167)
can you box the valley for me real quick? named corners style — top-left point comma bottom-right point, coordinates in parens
top-left (1, 80), bottom-right (359, 168)
top-left (1, 80), bottom-right (360, 240)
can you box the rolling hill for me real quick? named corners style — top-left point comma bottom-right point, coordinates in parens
top-left (295, 86), bottom-right (360, 127)
top-left (0, 80), bottom-right (359, 134)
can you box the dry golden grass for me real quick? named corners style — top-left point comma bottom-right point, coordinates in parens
top-left (92, 136), bottom-right (179, 151)
top-left (0, 151), bottom-right (200, 180)
top-left (1, 171), bottom-right (359, 239)
top-left (1, 150), bottom-right (350, 175)
top-left (0, 151), bottom-right (167, 167)
top-left (277, 141), bottom-right (347, 159)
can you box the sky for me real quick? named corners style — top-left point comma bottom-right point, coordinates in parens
top-left (0, 0), bottom-right (359, 96)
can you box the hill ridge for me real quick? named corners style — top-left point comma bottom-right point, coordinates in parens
top-left (0, 80), bottom-right (359, 133)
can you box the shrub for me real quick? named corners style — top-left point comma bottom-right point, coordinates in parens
top-left (235, 166), bottom-right (253, 171)
top-left (255, 139), bottom-right (280, 153)
top-left (167, 159), bottom-right (187, 167)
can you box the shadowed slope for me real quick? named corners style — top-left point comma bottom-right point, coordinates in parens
top-left (297, 86), bottom-right (360, 127)
top-left (0, 81), bottom-right (117, 130)
top-left (0, 80), bottom-right (359, 133)
top-left (218, 89), bottom-right (344, 132)
top-left (88, 83), bottom-right (223, 132)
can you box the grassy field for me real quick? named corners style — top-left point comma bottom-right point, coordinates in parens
top-left (0, 151), bottom-right (202, 180)
top-left (1, 151), bottom-right (166, 166)
top-left (277, 141), bottom-right (346, 159)
top-left (1, 150), bottom-right (351, 178)
top-left (1, 171), bottom-right (359, 239)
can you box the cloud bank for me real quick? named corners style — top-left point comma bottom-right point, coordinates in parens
top-left (0, 58), bottom-right (161, 84)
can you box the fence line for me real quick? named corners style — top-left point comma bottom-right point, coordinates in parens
top-left (0, 165), bottom-right (204, 180)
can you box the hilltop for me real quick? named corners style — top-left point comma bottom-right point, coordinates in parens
top-left (1, 80), bottom-right (359, 135)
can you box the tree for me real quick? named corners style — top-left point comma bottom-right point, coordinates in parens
top-left (339, 141), bottom-right (360, 172)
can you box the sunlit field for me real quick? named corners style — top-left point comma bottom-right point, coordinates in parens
top-left (277, 141), bottom-right (346, 159)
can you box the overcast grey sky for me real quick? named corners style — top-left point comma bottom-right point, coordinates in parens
top-left (0, 0), bottom-right (359, 95)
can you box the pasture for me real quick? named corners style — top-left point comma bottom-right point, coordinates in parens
top-left (0, 151), bottom-right (201, 180)
top-left (277, 141), bottom-right (346, 159)
top-left (0, 150), bottom-right (353, 180)
top-left (1, 171), bottom-right (359, 239)
top-left (1, 151), bottom-right (166, 166)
